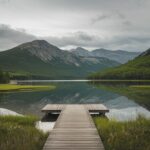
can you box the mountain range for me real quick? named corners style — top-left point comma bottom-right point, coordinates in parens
top-left (89, 48), bottom-right (150, 80)
top-left (0, 40), bottom-right (141, 79)
top-left (71, 47), bottom-right (140, 63)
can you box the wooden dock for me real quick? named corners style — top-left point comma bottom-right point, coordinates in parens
top-left (42, 104), bottom-right (109, 150)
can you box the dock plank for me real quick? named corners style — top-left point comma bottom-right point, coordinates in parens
top-left (42, 104), bottom-right (106, 150)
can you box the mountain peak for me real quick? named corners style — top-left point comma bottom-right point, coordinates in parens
top-left (71, 47), bottom-right (88, 52)
top-left (19, 40), bottom-right (52, 49)
top-left (76, 47), bottom-right (87, 51)
top-left (30, 40), bottom-right (49, 45)
top-left (71, 47), bottom-right (91, 57)
top-left (14, 40), bottom-right (62, 62)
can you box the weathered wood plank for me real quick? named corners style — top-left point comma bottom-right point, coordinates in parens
top-left (42, 104), bottom-right (109, 113)
top-left (42, 104), bottom-right (106, 150)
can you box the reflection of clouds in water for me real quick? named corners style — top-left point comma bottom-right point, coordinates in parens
top-left (107, 107), bottom-right (150, 121)
top-left (79, 96), bottom-right (103, 103)
top-left (0, 81), bottom-right (149, 121)
top-left (104, 96), bottom-right (150, 121)
top-left (104, 96), bottom-right (139, 109)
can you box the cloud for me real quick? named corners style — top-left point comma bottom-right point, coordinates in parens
top-left (0, 0), bottom-right (150, 52)
top-left (122, 21), bottom-right (132, 27)
top-left (91, 14), bottom-right (111, 24)
top-left (0, 24), bottom-right (149, 52)
top-left (45, 31), bottom-right (150, 51)
top-left (0, 24), bottom-right (36, 50)
top-left (0, 0), bottom-right (10, 4)
top-left (106, 35), bottom-right (150, 51)
top-left (44, 32), bottom-right (97, 48)
top-left (91, 12), bottom-right (127, 25)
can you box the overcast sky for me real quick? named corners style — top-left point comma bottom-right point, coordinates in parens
top-left (0, 0), bottom-right (150, 51)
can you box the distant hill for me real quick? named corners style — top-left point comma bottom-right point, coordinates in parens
top-left (0, 40), bottom-right (120, 79)
top-left (71, 47), bottom-right (140, 63)
top-left (89, 48), bottom-right (150, 80)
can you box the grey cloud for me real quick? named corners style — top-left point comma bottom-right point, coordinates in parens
top-left (0, 0), bottom-right (10, 4)
top-left (42, 0), bottom-right (149, 11)
top-left (117, 13), bottom-right (126, 20)
top-left (0, 24), bottom-right (36, 50)
top-left (45, 32), bottom-right (96, 47)
top-left (122, 21), bottom-right (132, 27)
top-left (91, 12), bottom-right (127, 25)
top-left (101, 35), bottom-right (150, 51)
top-left (44, 31), bottom-right (150, 51)
top-left (0, 24), bottom-right (149, 52)
top-left (91, 14), bottom-right (111, 24)
top-left (0, 0), bottom-right (150, 52)
top-left (1, 0), bottom-right (149, 13)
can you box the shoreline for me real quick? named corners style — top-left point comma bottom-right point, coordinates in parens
top-left (11, 79), bottom-right (150, 82)
top-left (0, 84), bottom-right (56, 92)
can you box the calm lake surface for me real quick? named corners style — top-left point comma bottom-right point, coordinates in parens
top-left (0, 80), bottom-right (150, 121)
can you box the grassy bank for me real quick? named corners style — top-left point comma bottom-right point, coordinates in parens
top-left (94, 116), bottom-right (150, 150)
top-left (0, 115), bottom-right (48, 150)
top-left (130, 85), bottom-right (150, 88)
top-left (0, 84), bottom-right (56, 92)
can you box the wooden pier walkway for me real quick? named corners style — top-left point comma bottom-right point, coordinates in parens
top-left (42, 104), bottom-right (109, 150)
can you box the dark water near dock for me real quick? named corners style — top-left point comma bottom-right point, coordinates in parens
top-left (0, 80), bottom-right (150, 121)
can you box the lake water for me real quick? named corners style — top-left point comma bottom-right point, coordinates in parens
top-left (0, 80), bottom-right (150, 121)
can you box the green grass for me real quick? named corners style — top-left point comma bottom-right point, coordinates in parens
top-left (0, 115), bottom-right (48, 150)
top-left (130, 85), bottom-right (150, 88)
top-left (0, 84), bottom-right (56, 92)
top-left (94, 116), bottom-right (150, 150)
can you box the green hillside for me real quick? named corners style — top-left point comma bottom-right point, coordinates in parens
top-left (89, 48), bottom-right (150, 80)
top-left (0, 48), bottom-right (77, 79)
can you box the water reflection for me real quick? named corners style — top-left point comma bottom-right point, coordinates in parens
top-left (104, 96), bottom-right (150, 121)
top-left (0, 81), bottom-right (150, 120)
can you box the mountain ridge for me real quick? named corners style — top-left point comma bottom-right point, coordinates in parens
top-left (71, 47), bottom-right (141, 63)
top-left (0, 40), bottom-right (120, 79)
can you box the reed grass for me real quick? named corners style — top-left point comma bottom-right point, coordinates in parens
top-left (94, 116), bottom-right (150, 150)
top-left (0, 115), bottom-right (48, 150)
